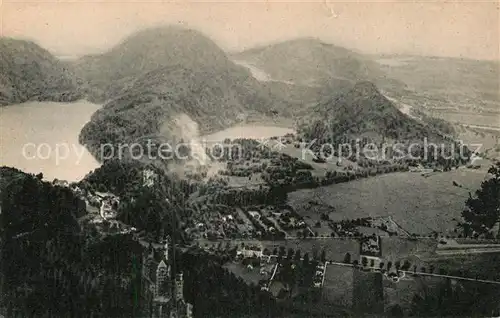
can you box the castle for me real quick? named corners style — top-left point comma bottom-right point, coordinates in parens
top-left (142, 237), bottom-right (193, 318)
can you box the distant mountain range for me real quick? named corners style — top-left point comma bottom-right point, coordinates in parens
top-left (374, 54), bottom-right (500, 115)
top-left (0, 38), bottom-right (83, 106)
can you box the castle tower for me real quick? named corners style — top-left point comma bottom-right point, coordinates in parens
top-left (142, 243), bottom-right (155, 278)
top-left (186, 303), bottom-right (193, 318)
top-left (175, 273), bottom-right (184, 301)
top-left (155, 260), bottom-right (169, 298)
top-left (164, 238), bottom-right (170, 263)
top-left (152, 235), bottom-right (193, 318)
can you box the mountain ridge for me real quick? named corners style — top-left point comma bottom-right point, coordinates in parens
top-left (299, 81), bottom-right (451, 147)
top-left (77, 26), bottom-right (292, 162)
top-left (232, 37), bottom-right (403, 91)
top-left (0, 37), bottom-right (83, 106)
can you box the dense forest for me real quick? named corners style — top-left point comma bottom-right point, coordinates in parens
top-left (0, 38), bottom-right (82, 106)
top-left (0, 166), bottom-right (286, 317)
top-left (0, 167), bottom-right (144, 316)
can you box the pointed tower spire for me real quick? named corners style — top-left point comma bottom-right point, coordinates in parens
top-left (175, 272), bottom-right (184, 301)
top-left (164, 235), bottom-right (170, 263)
top-left (155, 260), bottom-right (168, 298)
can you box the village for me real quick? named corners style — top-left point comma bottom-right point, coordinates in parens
top-left (47, 129), bottom-right (500, 316)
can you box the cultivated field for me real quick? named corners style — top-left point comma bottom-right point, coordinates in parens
top-left (288, 169), bottom-right (489, 235)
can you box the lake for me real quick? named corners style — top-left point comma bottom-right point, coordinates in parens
top-left (0, 100), bottom-right (101, 182)
top-left (0, 102), bottom-right (293, 182)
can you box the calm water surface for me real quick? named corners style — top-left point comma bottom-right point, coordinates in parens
top-left (0, 100), bottom-right (101, 181)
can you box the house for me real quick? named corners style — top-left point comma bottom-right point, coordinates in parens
top-left (53, 179), bottom-right (69, 187)
top-left (100, 201), bottom-right (117, 220)
top-left (142, 169), bottom-right (158, 187)
top-left (237, 244), bottom-right (263, 258)
top-left (248, 211), bottom-right (261, 220)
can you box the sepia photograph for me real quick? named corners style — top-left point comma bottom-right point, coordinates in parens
top-left (0, 1), bottom-right (499, 317)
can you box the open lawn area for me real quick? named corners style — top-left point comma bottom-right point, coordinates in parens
top-left (383, 274), bottom-right (446, 312)
top-left (382, 237), bottom-right (437, 261)
top-left (288, 169), bottom-right (489, 235)
top-left (223, 262), bottom-right (263, 286)
top-left (322, 264), bottom-right (353, 307)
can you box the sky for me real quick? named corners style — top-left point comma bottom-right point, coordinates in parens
top-left (1, 0), bottom-right (499, 60)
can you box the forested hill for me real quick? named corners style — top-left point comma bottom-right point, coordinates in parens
top-left (297, 81), bottom-right (468, 164)
top-left (299, 81), bottom-right (433, 141)
top-left (0, 38), bottom-right (82, 106)
top-left (233, 37), bottom-right (404, 91)
top-left (77, 26), bottom-right (291, 162)
top-left (0, 166), bottom-right (285, 317)
top-left (73, 26), bottom-right (289, 109)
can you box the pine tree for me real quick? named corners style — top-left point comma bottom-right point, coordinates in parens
top-left (460, 163), bottom-right (500, 237)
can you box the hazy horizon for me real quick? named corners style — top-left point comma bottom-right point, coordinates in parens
top-left (2, 1), bottom-right (499, 61)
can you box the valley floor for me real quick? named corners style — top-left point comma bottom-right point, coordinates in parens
top-left (288, 167), bottom-right (489, 235)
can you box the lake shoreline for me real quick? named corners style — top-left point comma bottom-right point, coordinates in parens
top-left (0, 100), bottom-right (102, 182)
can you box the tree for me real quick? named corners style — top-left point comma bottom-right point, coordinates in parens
top-left (362, 257), bottom-right (368, 267)
top-left (279, 246), bottom-right (286, 258)
top-left (320, 250), bottom-right (326, 263)
top-left (460, 163), bottom-right (500, 237)
top-left (343, 253), bottom-right (351, 264)
top-left (379, 262), bottom-right (385, 271)
top-left (395, 261), bottom-right (401, 271)
top-left (410, 279), bottom-right (500, 317)
top-left (387, 261), bottom-right (393, 271)
top-left (294, 250), bottom-right (302, 262)
top-left (303, 253), bottom-right (310, 265)
top-left (389, 304), bottom-right (404, 317)
top-left (401, 260), bottom-right (411, 271)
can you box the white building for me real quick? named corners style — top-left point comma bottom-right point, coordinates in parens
top-left (237, 244), bottom-right (263, 258)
